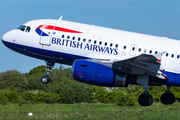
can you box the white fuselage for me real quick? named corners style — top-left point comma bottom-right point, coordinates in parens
top-left (2, 19), bottom-right (180, 74)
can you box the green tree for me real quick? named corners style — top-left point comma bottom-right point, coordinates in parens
top-left (60, 83), bottom-right (92, 104)
top-left (28, 65), bottom-right (47, 75)
top-left (0, 70), bottom-right (28, 93)
top-left (90, 86), bottom-right (119, 103)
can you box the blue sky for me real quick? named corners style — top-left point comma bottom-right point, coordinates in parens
top-left (0, 0), bottom-right (180, 73)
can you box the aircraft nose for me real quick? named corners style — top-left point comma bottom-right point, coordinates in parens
top-left (2, 32), bottom-right (9, 42)
top-left (2, 29), bottom-right (17, 43)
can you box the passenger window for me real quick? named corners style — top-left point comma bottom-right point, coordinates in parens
top-left (115, 44), bottom-right (118, 48)
top-left (172, 54), bottom-right (174, 58)
top-left (20, 25), bottom-right (26, 31)
top-left (99, 41), bottom-right (102, 45)
top-left (132, 47), bottom-right (135, 51)
top-left (149, 50), bottom-right (152, 54)
top-left (123, 46), bottom-right (126, 49)
top-left (62, 35), bottom-right (64, 38)
top-left (72, 36), bottom-right (75, 40)
top-left (25, 26), bottom-right (31, 33)
top-left (166, 53), bottom-right (169, 57)
top-left (83, 38), bottom-right (86, 42)
top-left (105, 42), bottom-right (107, 46)
top-left (67, 36), bottom-right (70, 39)
top-left (94, 40), bottom-right (97, 44)
top-left (138, 48), bottom-right (141, 52)
top-left (78, 38), bottom-right (81, 41)
top-left (110, 43), bottom-right (113, 47)
top-left (88, 39), bottom-right (91, 43)
top-left (177, 55), bottom-right (179, 59)
top-left (155, 51), bottom-right (158, 54)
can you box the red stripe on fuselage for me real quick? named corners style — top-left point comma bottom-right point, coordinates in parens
top-left (37, 25), bottom-right (83, 33)
top-left (37, 25), bottom-right (44, 29)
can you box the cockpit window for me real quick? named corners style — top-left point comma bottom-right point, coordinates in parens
top-left (25, 26), bottom-right (31, 33)
top-left (17, 25), bottom-right (31, 33)
top-left (17, 25), bottom-right (23, 29)
top-left (20, 25), bottom-right (26, 31)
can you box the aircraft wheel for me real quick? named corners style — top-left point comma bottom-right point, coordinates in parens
top-left (41, 76), bottom-right (51, 84)
top-left (148, 94), bottom-right (154, 106)
top-left (161, 93), bottom-right (175, 105)
top-left (138, 94), bottom-right (153, 106)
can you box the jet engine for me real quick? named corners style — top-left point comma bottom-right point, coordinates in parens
top-left (72, 60), bottom-right (129, 87)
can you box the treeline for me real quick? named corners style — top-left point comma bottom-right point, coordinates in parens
top-left (1, 65), bottom-right (180, 106)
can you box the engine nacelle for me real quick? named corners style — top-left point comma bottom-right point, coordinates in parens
top-left (72, 60), bottom-right (129, 87)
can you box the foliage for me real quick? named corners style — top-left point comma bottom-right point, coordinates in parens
top-left (1, 65), bottom-right (180, 105)
top-left (0, 70), bottom-right (28, 93)
top-left (4, 89), bottom-right (19, 103)
top-left (126, 93), bottom-right (136, 106)
top-left (0, 91), bottom-right (8, 105)
top-left (90, 86), bottom-right (119, 103)
top-left (22, 90), bottom-right (60, 104)
top-left (60, 83), bottom-right (92, 104)
top-left (46, 93), bottom-right (61, 103)
top-left (116, 90), bottom-right (127, 106)
top-left (28, 65), bottom-right (47, 75)
top-left (18, 96), bottom-right (23, 106)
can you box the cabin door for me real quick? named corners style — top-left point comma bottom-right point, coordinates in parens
top-left (39, 23), bottom-right (56, 46)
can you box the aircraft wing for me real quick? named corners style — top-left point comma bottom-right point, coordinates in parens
top-left (112, 51), bottom-right (167, 80)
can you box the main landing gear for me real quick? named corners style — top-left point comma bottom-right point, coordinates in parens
top-left (137, 74), bottom-right (154, 106)
top-left (137, 75), bottom-right (175, 106)
top-left (41, 61), bottom-right (55, 84)
top-left (160, 86), bottom-right (175, 105)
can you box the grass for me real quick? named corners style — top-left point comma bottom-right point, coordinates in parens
top-left (0, 102), bottom-right (180, 119)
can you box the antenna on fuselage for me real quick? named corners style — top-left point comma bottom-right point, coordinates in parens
top-left (59, 16), bottom-right (63, 20)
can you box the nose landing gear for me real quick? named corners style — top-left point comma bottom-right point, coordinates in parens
top-left (41, 75), bottom-right (51, 84)
top-left (41, 61), bottom-right (55, 84)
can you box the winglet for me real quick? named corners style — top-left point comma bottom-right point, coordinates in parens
top-left (153, 51), bottom-right (166, 62)
top-left (59, 16), bottom-right (63, 20)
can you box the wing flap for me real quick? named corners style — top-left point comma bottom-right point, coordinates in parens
top-left (113, 51), bottom-right (167, 80)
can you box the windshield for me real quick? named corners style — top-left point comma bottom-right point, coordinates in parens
top-left (17, 25), bottom-right (23, 29)
top-left (17, 25), bottom-right (31, 33)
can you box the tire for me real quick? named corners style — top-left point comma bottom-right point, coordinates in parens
top-left (161, 93), bottom-right (175, 105)
top-left (148, 94), bottom-right (154, 106)
top-left (41, 76), bottom-right (51, 84)
top-left (169, 93), bottom-right (175, 104)
top-left (138, 94), bottom-right (153, 106)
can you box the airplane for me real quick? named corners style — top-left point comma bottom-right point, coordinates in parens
top-left (2, 16), bottom-right (180, 106)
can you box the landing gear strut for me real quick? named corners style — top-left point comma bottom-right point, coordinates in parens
top-left (160, 86), bottom-right (175, 105)
top-left (41, 61), bottom-right (55, 84)
top-left (137, 74), bottom-right (154, 106)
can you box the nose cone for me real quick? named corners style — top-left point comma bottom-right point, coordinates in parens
top-left (2, 32), bottom-right (7, 42)
top-left (2, 31), bottom-right (11, 42)
top-left (2, 30), bottom-right (17, 46)
top-left (2, 32), bottom-right (9, 46)
top-left (2, 32), bottom-right (10, 48)
top-left (2, 30), bottom-right (17, 48)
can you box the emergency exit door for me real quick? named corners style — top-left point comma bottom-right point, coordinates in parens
top-left (39, 23), bottom-right (56, 46)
